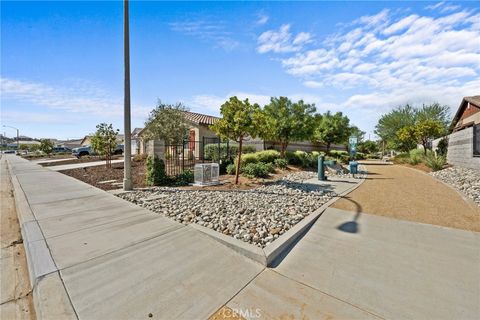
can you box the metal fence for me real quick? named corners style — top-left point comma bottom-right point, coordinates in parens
top-left (164, 137), bottom-right (222, 176)
top-left (474, 124), bottom-right (480, 156)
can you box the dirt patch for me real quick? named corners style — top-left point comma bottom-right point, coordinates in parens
top-left (40, 155), bottom-right (122, 167)
top-left (60, 159), bottom-right (146, 190)
top-left (0, 159), bottom-right (36, 320)
top-left (332, 161), bottom-right (480, 232)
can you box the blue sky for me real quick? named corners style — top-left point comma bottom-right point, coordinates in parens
top-left (1, 1), bottom-right (479, 140)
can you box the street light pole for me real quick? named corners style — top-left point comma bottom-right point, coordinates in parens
top-left (3, 125), bottom-right (19, 148)
top-left (123, 0), bottom-right (133, 191)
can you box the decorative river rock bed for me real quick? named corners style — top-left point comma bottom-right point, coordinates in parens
top-left (117, 172), bottom-right (336, 248)
top-left (430, 167), bottom-right (480, 206)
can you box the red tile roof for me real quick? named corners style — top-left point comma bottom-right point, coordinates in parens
top-left (183, 111), bottom-right (219, 126)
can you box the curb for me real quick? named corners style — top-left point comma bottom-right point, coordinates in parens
top-left (5, 156), bottom-right (78, 320)
top-left (191, 168), bottom-right (367, 267)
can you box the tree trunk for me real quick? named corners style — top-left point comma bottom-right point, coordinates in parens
top-left (280, 142), bottom-right (288, 157)
top-left (326, 142), bottom-right (331, 153)
top-left (235, 138), bottom-right (243, 185)
top-left (423, 141), bottom-right (428, 155)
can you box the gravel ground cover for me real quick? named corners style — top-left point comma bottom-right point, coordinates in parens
top-left (430, 167), bottom-right (480, 206)
top-left (117, 172), bottom-right (336, 248)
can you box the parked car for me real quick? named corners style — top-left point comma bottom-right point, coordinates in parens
top-left (2, 150), bottom-right (16, 154)
top-left (53, 146), bottom-right (71, 153)
top-left (72, 144), bottom-right (124, 158)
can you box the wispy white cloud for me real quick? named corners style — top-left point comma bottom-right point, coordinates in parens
top-left (255, 5), bottom-right (480, 129)
top-left (257, 24), bottom-right (312, 53)
top-left (425, 1), bottom-right (461, 13)
top-left (0, 77), bottom-right (151, 120)
top-left (169, 20), bottom-right (239, 51)
top-left (256, 13), bottom-right (269, 25)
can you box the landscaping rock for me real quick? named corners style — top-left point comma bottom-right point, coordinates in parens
top-left (117, 172), bottom-right (336, 248)
top-left (430, 167), bottom-right (480, 206)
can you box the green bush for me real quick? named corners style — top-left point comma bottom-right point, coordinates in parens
top-left (204, 143), bottom-right (256, 162)
top-left (145, 155), bottom-right (168, 186)
top-left (239, 153), bottom-right (259, 165)
top-left (355, 152), bottom-right (366, 160)
top-left (436, 137), bottom-right (448, 156)
top-left (173, 170), bottom-right (194, 186)
top-left (393, 152), bottom-right (410, 164)
top-left (274, 158), bottom-right (288, 169)
top-left (408, 149), bottom-right (424, 165)
top-left (425, 154), bottom-right (446, 171)
top-left (255, 150), bottom-right (280, 163)
top-left (226, 163), bottom-right (236, 175)
top-left (242, 162), bottom-right (272, 178)
top-left (285, 151), bottom-right (303, 166)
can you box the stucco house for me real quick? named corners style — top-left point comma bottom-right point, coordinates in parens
top-left (137, 111), bottom-right (223, 158)
top-left (439, 95), bottom-right (480, 169)
top-left (452, 96), bottom-right (480, 132)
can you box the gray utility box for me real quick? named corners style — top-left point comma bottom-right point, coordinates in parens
top-left (193, 163), bottom-right (220, 186)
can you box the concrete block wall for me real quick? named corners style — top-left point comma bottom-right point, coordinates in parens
top-left (447, 127), bottom-right (480, 169)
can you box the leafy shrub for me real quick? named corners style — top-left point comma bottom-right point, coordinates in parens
top-left (436, 137), bottom-right (448, 156)
top-left (239, 153), bottom-right (259, 165)
top-left (226, 163), bottom-right (236, 175)
top-left (355, 152), bottom-right (366, 160)
top-left (408, 149), bottom-right (424, 165)
top-left (173, 170), bottom-right (194, 186)
top-left (204, 143), bottom-right (256, 162)
top-left (425, 154), bottom-right (446, 171)
top-left (255, 150), bottom-right (280, 163)
top-left (274, 158), bottom-right (288, 169)
top-left (329, 150), bottom-right (348, 157)
top-left (242, 162), bottom-right (272, 178)
top-left (393, 152), bottom-right (409, 164)
top-left (145, 155), bottom-right (168, 186)
top-left (285, 151), bottom-right (303, 166)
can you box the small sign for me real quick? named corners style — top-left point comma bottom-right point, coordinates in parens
top-left (349, 136), bottom-right (357, 157)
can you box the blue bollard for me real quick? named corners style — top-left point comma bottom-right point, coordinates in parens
top-left (318, 155), bottom-right (326, 181)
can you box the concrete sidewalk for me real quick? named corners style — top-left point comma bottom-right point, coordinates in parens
top-left (6, 155), bottom-right (480, 319)
top-left (5, 155), bottom-right (263, 319)
top-left (229, 207), bottom-right (480, 319)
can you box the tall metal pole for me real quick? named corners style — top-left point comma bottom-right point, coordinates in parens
top-left (123, 0), bottom-right (132, 190)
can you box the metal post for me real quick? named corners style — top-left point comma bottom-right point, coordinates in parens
top-left (318, 155), bottom-right (326, 181)
top-left (123, 0), bottom-right (132, 191)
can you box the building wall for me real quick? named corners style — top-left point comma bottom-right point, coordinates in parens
top-left (447, 127), bottom-right (480, 169)
top-left (459, 103), bottom-right (480, 121)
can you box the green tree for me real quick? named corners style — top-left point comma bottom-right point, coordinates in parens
top-left (143, 101), bottom-right (189, 145)
top-left (39, 139), bottom-right (54, 155)
top-left (375, 105), bottom-right (416, 151)
top-left (258, 97), bottom-right (316, 157)
top-left (19, 144), bottom-right (29, 151)
top-left (314, 111), bottom-right (350, 152)
top-left (90, 123), bottom-right (119, 168)
top-left (397, 119), bottom-right (444, 155)
top-left (416, 103), bottom-right (450, 130)
top-left (211, 96), bottom-right (260, 184)
top-left (358, 140), bottom-right (379, 154)
top-left (414, 119), bottom-right (445, 155)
